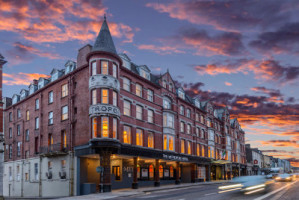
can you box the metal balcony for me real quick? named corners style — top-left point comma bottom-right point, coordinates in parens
top-left (39, 143), bottom-right (69, 157)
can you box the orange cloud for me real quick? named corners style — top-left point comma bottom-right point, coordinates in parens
top-left (3, 73), bottom-right (50, 86)
top-left (261, 140), bottom-right (299, 148)
top-left (0, 0), bottom-right (137, 43)
top-left (137, 44), bottom-right (185, 55)
top-left (225, 81), bottom-right (232, 86)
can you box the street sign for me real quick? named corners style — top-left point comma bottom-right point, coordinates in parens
top-left (96, 166), bottom-right (104, 173)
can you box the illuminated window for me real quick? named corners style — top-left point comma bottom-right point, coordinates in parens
top-left (187, 141), bottom-right (191, 155)
top-left (92, 89), bottom-right (97, 105)
top-left (113, 118), bottom-right (117, 139)
top-left (148, 109), bottom-right (154, 123)
top-left (202, 146), bottom-right (205, 157)
top-left (113, 91), bottom-right (117, 106)
top-left (113, 63), bottom-right (117, 77)
top-left (61, 84), bottom-right (68, 97)
top-left (208, 147), bottom-right (211, 158)
top-left (196, 113), bottom-right (199, 121)
top-left (180, 122), bottom-right (184, 132)
top-left (197, 144), bottom-right (200, 156)
top-left (159, 165), bottom-right (163, 178)
top-left (163, 135), bottom-right (167, 150)
top-left (148, 132), bottom-right (154, 148)
top-left (207, 119), bottom-right (211, 127)
top-left (101, 61), bottom-right (108, 75)
top-left (147, 89), bottom-right (153, 102)
top-left (91, 61), bottom-right (97, 75)
top-left (163, 135), bottom-right (174, 151)
top-left (123, 77), bottom-right (130, 91)
top-left (26, 110), bottom-right (30, 121)
top-left (123, 126), bottom-right (131, 144)
top-left (136, 105), bottom-right (143, 120)
top-left (170, 166), bottom-right (174, 178)
top-left (181, 139), bottom-right (185, 153)
top-left (62, 130), bottom-right (67, 148)
top-left (136, 129), bottom-right (143, 146)
top-left (136, 83), bottom-right (142, 97)
top-left (48, 134), bottom-right (53, 146)
top-left (123, 100), bottom-right (131, 116)
top-left (149, 165), bottom-right (154, 179)
top-left (101, 89), bottom-right (108, 104)
top-left (101, 117), bottom-right (109, 137)
top-left (92, 117), bottom-right (97, 138)
top-left (61, 106), bottom-right (68, 120)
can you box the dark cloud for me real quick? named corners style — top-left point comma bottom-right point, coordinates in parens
top-left (250, 22), bottom-right (299, 55)
top-left (251, 87), bottom-right (282, 97)
top-left (147, 0), bottom-right (297, 31)
top-left (178, 28), bottom-right (246, 56)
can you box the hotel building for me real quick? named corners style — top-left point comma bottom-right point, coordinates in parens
top-left (3, 18), bottom-right (246, 197)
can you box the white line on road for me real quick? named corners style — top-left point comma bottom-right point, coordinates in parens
top-left (254, 180), bottom-right (298, 200)
top-left (204, 192), bottom-right (216, 196)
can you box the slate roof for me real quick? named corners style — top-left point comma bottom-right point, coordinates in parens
top-left (92, 16), bottom-right (117, 55)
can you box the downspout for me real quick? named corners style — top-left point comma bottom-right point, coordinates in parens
top-left (69, 75), bottom-right (74, 196)
top-left (39, 92), bottom-right (43, 197)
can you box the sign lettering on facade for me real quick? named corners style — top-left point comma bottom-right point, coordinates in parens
top-left (162, 154), bottom-right (188, 162)
top-left (89, 104), bottom-right (120, 117)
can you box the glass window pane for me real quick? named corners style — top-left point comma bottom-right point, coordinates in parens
top-left (101, 117), bottom-right (109, 137)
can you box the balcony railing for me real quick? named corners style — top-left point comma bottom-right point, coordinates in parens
top-left (40, 143), bottom-right (69, 156)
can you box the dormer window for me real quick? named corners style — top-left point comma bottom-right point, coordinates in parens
top-left (169, 83), bottom-right (173, 92)
top-left (119, 54), bottom-right (131, 70)
top-left (12, 95), bottom-right (19, 104)
top-left (140, 68), bottom-right (150, 80)
top-left (178, 89), bottom-right (185, 99)
top-left (51, 72), bottom-right (58, 82)
top-left (162, 80), bottom-right (167, 88)
top-left (29, 84), bottom-right (36, 95)
top-left (195, 99), bottom-right (200, 108)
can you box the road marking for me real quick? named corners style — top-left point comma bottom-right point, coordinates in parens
top-left (254, 180), bottom-right (298, 200)
top-left (204, 192), bottom-right (216, 196)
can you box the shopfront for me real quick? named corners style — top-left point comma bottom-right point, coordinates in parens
top-left (75, 139), bottom-right (211, 194)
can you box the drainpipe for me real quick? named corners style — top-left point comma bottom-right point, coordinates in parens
top-left (21, 160), bottom-right (24, 197)
top-left (39, 156), bottom-right (42, 197)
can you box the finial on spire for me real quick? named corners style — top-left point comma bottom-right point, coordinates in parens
top-left (104, 13), bottom-right (106, 20)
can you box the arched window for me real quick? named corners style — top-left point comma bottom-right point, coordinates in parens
top-left (159, 165), bottom-right (163, 178)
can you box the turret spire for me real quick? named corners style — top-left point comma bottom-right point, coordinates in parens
top-left (92, 15), bottom-right (117, 55)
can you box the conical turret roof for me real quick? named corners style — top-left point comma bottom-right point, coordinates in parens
top-left (92, 16), bottom-right (117, 55)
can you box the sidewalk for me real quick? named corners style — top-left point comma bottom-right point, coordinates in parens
top-left (58, 180), bottom-right (230, 200)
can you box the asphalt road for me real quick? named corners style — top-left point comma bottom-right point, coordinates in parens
top-left (113, 179), bottom-right (299, 200)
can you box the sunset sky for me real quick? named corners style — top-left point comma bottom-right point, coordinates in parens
top-left (0, 0), bottom-right (298, 167)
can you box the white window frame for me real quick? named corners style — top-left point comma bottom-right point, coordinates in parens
top-left (123, 77), bottom-right (130, 91)
top-left (147, 89), bottom-right (153, 102)
top-left (148, 109), bottom-right (154, 123)
top-left (123, 100), bottom-right (131, 116)
top-left (136, 83), bottom-right (142, 97)
top-left (136, 105), bottom-right (143, 120)
top-left (91, 61), bottom-right (97, 75)
top-left (101, 60), bottom-right (108, 75)
top-left (48, 111), bottom-right (53, 125)
top-left (62, 106), bottom-right (68, 120)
